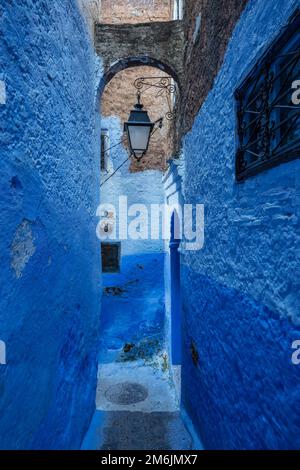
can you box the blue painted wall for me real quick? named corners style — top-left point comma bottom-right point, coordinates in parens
top-left (100, 252), bottom-right (165, 363)
top-left (0, 0), bottom-right (102, 449)
top-left (182, 0), bottom-right (300, 449)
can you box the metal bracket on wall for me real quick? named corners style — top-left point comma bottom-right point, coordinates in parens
top-left (134, 76), bottom-right (178, 120)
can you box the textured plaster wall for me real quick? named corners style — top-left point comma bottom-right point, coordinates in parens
top-left (163, 160), bottom-right (184, 351)
top-left (0, 0), bottom-right (102, 449)
top-left (181, 0), bottom-right (300, 449)
top-left (77, 0), bottom-right (101, 35)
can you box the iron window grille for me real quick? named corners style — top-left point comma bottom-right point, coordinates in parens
top-left (235, 10), bottom-right (300, 182)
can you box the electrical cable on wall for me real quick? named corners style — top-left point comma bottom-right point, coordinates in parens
top-left (100, 156), bottom-right (131, 187)
top-left (100, 121), bottom-right (163, 188)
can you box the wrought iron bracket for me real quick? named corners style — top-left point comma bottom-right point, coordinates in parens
top-left (134, 76), bottom-right (177, 120)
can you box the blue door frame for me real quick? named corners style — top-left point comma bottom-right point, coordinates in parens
top-left (170, 212), bottom-right (182, 365)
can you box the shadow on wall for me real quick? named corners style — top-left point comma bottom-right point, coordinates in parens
top-left (182, 269), bottom-right (300, 450)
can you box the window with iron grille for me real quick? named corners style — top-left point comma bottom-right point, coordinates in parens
top-left (235, 10), bottom-right (300, 182)
top-left (101, 242), bottom-right (121, 273)
top-left (101, 129), bottom-right (110, 172)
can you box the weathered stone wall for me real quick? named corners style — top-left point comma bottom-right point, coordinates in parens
top-left (181, 0), bottom-right (300, 449)
top-left (180, 0), bottom-right (248, 134)
top-left (100, 0), bottom-right (173, 24)
top-left (0, 0), bottom-right (101, 449)
top-left (95, 21), bottom-right (184, 87)
top-left (97, 3), bottom-right (170, 377)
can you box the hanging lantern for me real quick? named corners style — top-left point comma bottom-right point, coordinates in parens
top-left (124, 94), bottom-right (155, 160)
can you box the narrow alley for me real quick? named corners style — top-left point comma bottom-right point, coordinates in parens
top-left (83, 359), bottom-right (195, 450)
top-left (0, 0), bottom-right (300, 456)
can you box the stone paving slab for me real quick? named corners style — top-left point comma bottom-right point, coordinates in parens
top-left (82, 410), bottom-right (194, 451)
top-left (82, 360), bottom-right (197, 450)
top-left (96, 362), bottom-right (179, 412)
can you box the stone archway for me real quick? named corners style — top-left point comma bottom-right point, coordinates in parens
top-left (94, 20), bottom-right (185, 98)
top-left (97, 55), bottom-right (181, 100)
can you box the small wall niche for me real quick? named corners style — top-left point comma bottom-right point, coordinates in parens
top-left (101, 242), bottom-right (121, 273)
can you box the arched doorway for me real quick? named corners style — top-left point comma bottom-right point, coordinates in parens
top-left (170, 211), bottom-right (181, 365)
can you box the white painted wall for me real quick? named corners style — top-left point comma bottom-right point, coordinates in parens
top-left (99, 115), bottom-right (165, 257)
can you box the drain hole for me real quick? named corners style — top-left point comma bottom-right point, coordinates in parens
top-left (105, 382), bottom-right (148, 405)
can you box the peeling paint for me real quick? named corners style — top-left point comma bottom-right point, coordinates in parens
top-left (11, 220), bottom-right (36, 279)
